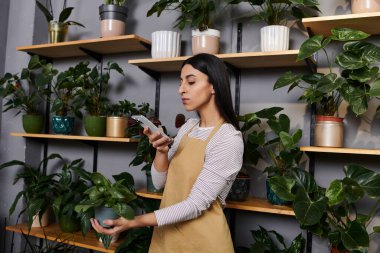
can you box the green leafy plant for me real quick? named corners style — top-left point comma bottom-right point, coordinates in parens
top-left (34, 60), bottom-right (90, 118)
top-left (74, 172), bottom-right (136, 237)
top-left (238, 107), bottom-right (304, 204)
top-left (237, 226), bottom-right (305, 253)
top-left (52, 158), bottom-right (91, 226)
top-left (225, 0), bottom-right (320, 26)
top-left (0, 55), bottom-right (50, 115)
top-left (274, 28), bottom-right (380, 116)
top-left (0, 154), bottom-right (62, 230)
top-left (104, 0), bottom-right (126, 6)
top-left (238, 107), bottom-right (303, 177)
top-left (271, 164), bottom-right (380, 252)
top-left (76, 61), bottom-right (124, 116)
top-left (36, 0), bottom-right (84, 27)
top-left (107, 99), bottom-right (137, 117)
top-left (147, 0), bottom-right (220, 31)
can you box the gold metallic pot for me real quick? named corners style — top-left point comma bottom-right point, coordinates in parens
top-left (314, 116), bottom-right (344, 147)
top-left (106, 116), bottom-right (128, 138)
top-left (49, 21), bottom-right (68, 44)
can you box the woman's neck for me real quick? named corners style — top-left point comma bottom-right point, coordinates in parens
top-left (198, 110), bottom-right (223, 128)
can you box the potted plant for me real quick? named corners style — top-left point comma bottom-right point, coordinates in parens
top-left (226, 0), bottom-right (320, 52)
top-left (0, 153), bottom-right (62, 229)
top-left (270, 164), bottom-right (380, 253)
top-left (0, 55), bottom-right (50, 133)
top-left (147, 0), bottom-right (222, 55)
top-left (274, 28), bottom-right (380, 147)
top-left (99, 0), bottom-right (128, 38)
top-left (237, 107), bottom-right (304, 205)
top-left (74, 172), bottom-right (136, 248)
top-left (351, 0), bottom-right (380, 14)
top-left (36, 0), bottom-right (85, 43)
top-left (236, 226), bottom-right (305, 253)
top-left (35, 60), bottom-right (86, 135)
top-left (106, 99), bottom-right (136, 138)
top-left (52, 158), bottom-right (91, 233)
top-left (76, 61), bottom-right (124, 137)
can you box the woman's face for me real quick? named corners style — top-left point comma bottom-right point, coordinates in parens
top-left (179, 64), bottom-right (215, 112)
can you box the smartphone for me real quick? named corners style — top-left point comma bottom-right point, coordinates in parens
top-left (131, 115), bottom-right (169, 139)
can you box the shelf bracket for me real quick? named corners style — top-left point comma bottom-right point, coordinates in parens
top-left (79, 47), bottom-right (103, 63)
top-left (225, 62), bottom-right (241, 116)
top-left (138, 66), bottom-right (160, 81)
top-left (139, 41), bottom-right (151, 51)
top-left (235, 22), bottom-right (243, 116)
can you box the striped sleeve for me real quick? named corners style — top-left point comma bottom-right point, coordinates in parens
top-left (151, 119), bottom-right (200, 189)
top-left (154, 124), bottom-right (244, 226)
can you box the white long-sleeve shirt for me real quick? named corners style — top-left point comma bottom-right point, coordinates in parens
top-left (151, 119), bottom-right (244, 226)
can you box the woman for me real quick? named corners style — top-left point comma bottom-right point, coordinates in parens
top-left (91, 53), bottom-right (244, 252)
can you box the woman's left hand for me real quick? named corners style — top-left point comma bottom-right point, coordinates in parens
top-left (90, 217), bottom-right (131, 236)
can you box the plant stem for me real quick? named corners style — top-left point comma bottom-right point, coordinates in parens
top-left (366, 198), bottom-right (380, 228)
top-left (322, 48), bottom-right (333, 73)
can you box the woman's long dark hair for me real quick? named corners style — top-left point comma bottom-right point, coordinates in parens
top-left (181, 53), bottom-right (239, 130)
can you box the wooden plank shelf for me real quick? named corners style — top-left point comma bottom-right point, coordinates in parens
top-left (129, 50), bottom-right (310, 72)
top-left (301, 146), bottom-right (380, 155)
top-left (136, 188), bottom-right (295, 216)
top-left (10, 132), bottom-right (139, 143)
top-left (6, 223), bottom-right (119, 253)
top-left (303, 12), bottom-right (380, 37)
top-left (16, 35), bottom-right (151, 59)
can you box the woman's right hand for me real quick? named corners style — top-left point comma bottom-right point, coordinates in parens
top-left (143, 127), bottom-right (173, 153)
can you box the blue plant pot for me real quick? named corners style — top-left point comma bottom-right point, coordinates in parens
top-left (266, 179), bottom-right (291, 206)
top-left (227, 175), bottom-right (250, 202)
top-left (94, 207), bottom-right (119, 228)
top-left (51, 116), bottom-right (75, 135)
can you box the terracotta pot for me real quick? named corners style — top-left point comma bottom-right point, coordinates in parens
top-left (351, 0), bottom-right (380, 14)
top-left (331, 246), bottom-right (349, 253)
top-left (31, 210), bottom-right (49, 227)
top-left (99, 4), bottom-right (128, 37)
top-left (314, 116), bottom-right (344, 147)
top-left (106, 116), bottom-right (128, 138)
top-left (192, 29), bottom-right (220, 55)
top-left (261, 25), bottom-right (289, 52)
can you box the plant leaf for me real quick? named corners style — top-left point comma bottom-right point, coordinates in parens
top-left (293, 187), bottom-right (327, 226)
top-left (268, 176), bottom-right (296, 201)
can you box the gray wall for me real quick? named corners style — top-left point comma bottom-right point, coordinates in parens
top-left (0, 0), bottom-right (379, 252)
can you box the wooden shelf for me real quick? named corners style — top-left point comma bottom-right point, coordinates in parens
top-left (303, 12), bottom-right (380, 37)
top-left (16, 35), bottom-right (150, 59)
top-left (6, 224), bottom-right (119, 252)
top-left (10, 132), bottom-right (139, 143)
top-left (136, 189), bottom-right (295, 216)
top-left (129, 50), bottom-right (311, 72)
top-left (301, 146), bottom-right (380, 155)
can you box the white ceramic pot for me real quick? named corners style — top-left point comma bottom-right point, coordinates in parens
top-left (151, 31), bottom-right (181, 58)
top-left (351, 0), bottom-right (380, 14)
top-left (314, 116), bottom-right (344, 147)
top-left (192, 28), bottom-right (220, 55)
top-left (260, 25), bottom-right (289, 52)
top-left (31, 210), bottom-right (49, 227)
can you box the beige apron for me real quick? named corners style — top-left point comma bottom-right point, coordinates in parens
top-left (149, 120), bottom-right (234, 253)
